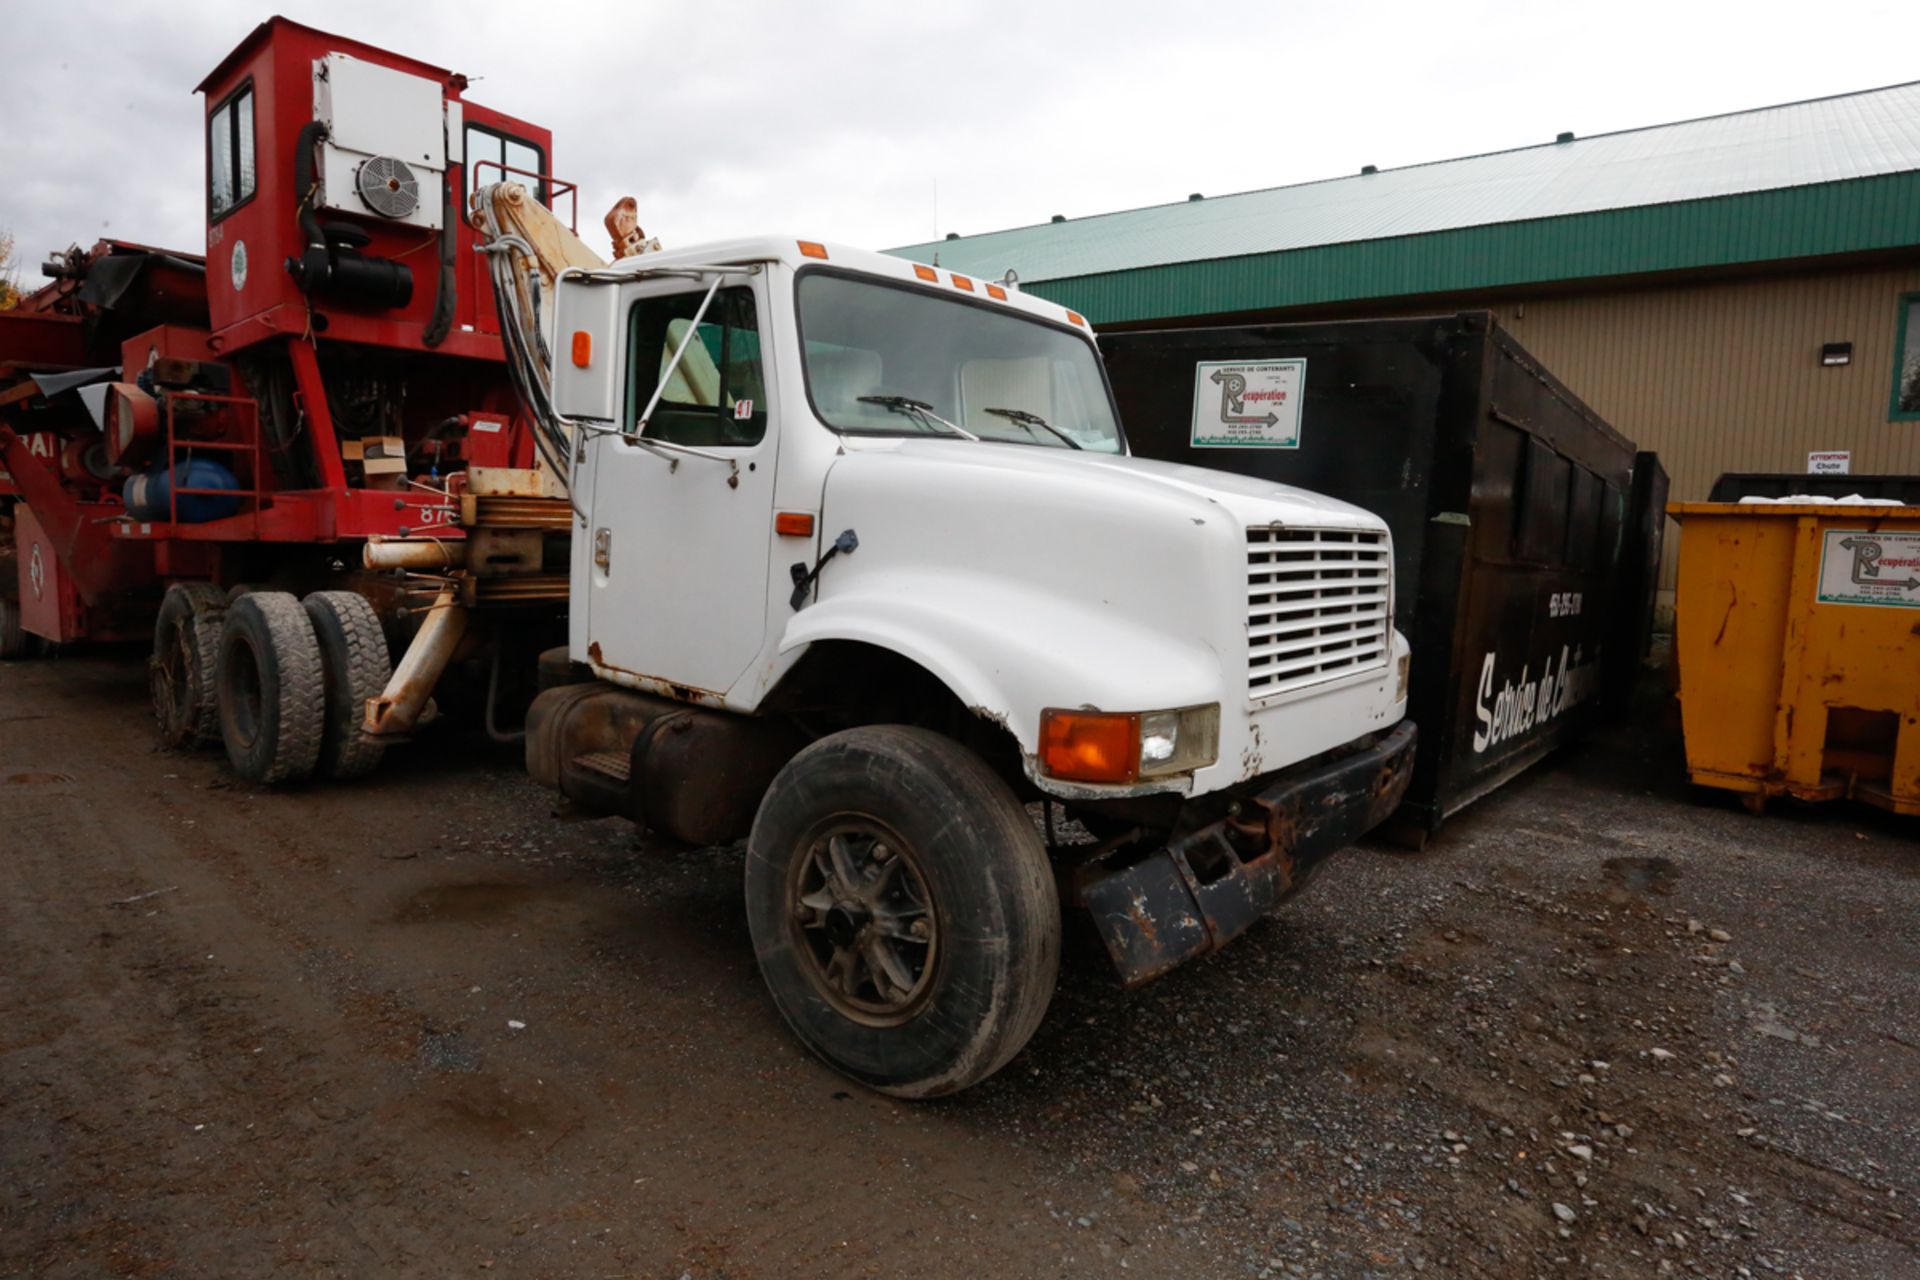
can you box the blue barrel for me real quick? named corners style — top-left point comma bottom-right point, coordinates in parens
top-left (123, 458), bottom-right (242, 523)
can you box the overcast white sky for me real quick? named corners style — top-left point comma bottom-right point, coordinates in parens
top-left (3, 0), bottom-right (1918, 276)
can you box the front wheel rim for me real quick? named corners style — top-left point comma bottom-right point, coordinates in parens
top-left (787, 819), bottom-right (939, 1025)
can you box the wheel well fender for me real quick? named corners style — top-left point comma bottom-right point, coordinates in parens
top-left (774, 586), bottom-right (1220, 755)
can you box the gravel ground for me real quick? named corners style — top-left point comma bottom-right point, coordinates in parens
top-left (2, 653), bottom-right (1916, 1278)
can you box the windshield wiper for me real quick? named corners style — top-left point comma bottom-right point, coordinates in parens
top-left (856, 394), bottom-right (980, 441)
top-left (983, 406), bottom-right (1082, 450)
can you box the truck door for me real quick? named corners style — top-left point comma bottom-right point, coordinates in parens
top-left (583, 276), bottom-right (777, 698)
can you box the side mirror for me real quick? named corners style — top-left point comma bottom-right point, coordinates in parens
top-left (552, 277), bottom-right (621, 425)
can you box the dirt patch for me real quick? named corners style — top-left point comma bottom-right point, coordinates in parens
top-left (2, 655), bottom-right (1916, 1278)
top-left (392, 881), bottom-right (556, 924)
top-left (6, 769), bottom-right (73, 785)
top-left (1600, 853), bottom-right (1681, 894)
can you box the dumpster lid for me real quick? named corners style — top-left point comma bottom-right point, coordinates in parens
top-left (1669, 499), bottom-right (1914, 518)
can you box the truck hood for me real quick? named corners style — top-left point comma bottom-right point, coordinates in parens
top-left (791, 435), bottom-right (1402, 796)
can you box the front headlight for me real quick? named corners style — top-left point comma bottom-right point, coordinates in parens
top-left (1039, 704), bottom-right (1220, 784)
top-left (1137, 705), bottom-right (1220, 778)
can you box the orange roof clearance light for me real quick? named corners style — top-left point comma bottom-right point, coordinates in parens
top-left (986, 283), bottom-right (1007, 300)
top-left (951, 273), bottom-right (975, 292)
top-left (913, 264), bottom-right (938, 282)
top-left (1067, 311), bottom-right (1087, 327)
top-left (1039, 709), bottom-right (1141, 784)
top-left (570, 330), bottom-right (592, 367)
top-left (798, 240), bottom-right (829, 259)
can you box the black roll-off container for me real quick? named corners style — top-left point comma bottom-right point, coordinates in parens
top-left (1102, 312), bottom-right (1667, 839)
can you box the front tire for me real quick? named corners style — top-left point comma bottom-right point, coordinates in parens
top-left (745, 725), bottom-right (1060, 1098)
top-left (217, 592), bottom-right (325, 784)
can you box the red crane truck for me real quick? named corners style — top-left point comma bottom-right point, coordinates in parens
top-left (0, 17), bottom-right (567, 780)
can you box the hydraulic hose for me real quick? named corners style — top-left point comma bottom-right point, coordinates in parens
top-left (422, 173), bottom-right (458, 348)
top-left (292, 121), bottom-right (329, 254)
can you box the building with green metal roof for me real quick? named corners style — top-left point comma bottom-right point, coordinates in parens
top-left (892, 82), bottom-right (1920, 327)
top-left (892, 83), bottom-right (1920, 604)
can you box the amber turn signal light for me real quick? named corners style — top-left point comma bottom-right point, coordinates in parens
top-left (774, 511), bottom-right (816, 537)
top-left (570, 330), bottom-right (592, 367)
top-left (1039, 709), bottom-right (1140, 784)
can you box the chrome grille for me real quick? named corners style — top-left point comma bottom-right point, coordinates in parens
top-left (1246, 527), bottom-right (1392, 699)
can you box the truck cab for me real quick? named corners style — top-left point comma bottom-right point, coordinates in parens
top-left (526, 234), bottom-right (1415, 1095)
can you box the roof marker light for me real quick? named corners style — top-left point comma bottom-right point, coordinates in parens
top-left (913, 263), bottom-right (938, 282)
top-left (951, 274), bottom-right (975, 292)
top-left (798, 240), bottom-right (829, 259)
top-left (986, 283), bottom-right (1007, 301)
top-left (1067, 311), bottom-right (1086, 327)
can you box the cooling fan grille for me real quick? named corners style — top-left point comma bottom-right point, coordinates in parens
top-left (355, 155), bottom-right (419, 219)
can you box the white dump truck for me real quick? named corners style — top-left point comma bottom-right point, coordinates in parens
top-left (483, 224), bottom-right (1415, 1096)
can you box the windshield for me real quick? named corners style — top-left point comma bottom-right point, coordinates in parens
top-left (797, 271), bottom-right (1124, 453)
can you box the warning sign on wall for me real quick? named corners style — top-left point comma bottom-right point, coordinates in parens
top-left (1817, 528), bottom-right (1920, 609)
top-left (1191, 359), bottom-right (1305, 448)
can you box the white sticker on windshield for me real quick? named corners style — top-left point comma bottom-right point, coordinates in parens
top-left (1191, 359), bottom-right (1304, 449)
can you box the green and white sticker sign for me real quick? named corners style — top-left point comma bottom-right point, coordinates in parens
top-left (1817, 528), bottom-right (1920, 608)
top-left (1191, 359), bottom-right (1305, 448)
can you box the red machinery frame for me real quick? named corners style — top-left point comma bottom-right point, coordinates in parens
top-left (0, 18), bottom-right (561, 645)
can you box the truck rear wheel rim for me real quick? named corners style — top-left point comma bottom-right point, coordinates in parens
top-left (788, 819), bottom-right (938, 1025)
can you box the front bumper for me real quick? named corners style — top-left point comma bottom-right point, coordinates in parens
top-left (1075, 720), bottom-right (1416, 986)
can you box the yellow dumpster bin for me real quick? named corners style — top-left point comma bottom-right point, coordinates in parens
top-left (1670, 500), bottom-right (1920, 816)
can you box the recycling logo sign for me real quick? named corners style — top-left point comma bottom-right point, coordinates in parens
top-left (1817, 529), bottom-right (1920, 608)
top-left (1190, 359), bottom-right (1305, 449)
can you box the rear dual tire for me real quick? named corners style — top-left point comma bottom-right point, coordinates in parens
top-left (218, 592), bottom-right (327, 784)
top-left (303, 591), bottom-right (390, 780)
top-left (0, 597), bottom-right (31, 660)
top-left (151, 582), bottom-right (228, 746)
top-left (210, 589), bottom-right (392, 784)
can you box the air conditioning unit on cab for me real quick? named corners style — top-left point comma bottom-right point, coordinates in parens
top-left (312, 52), bottom-right (448, 231)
